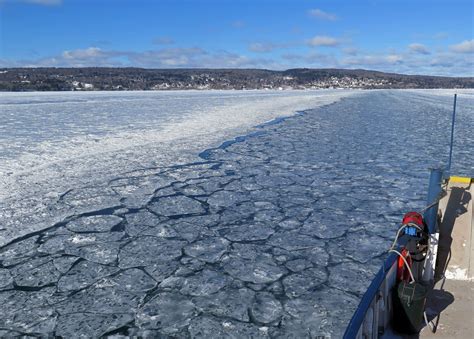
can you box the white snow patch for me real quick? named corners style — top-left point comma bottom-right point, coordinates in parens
top-left (0, 90), bottom-right (359, 202)
top-left (445, 266), bottom-right (473, 281)
top-left (0, 89), bottom-right (360, 246)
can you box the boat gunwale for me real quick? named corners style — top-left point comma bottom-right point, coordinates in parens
top-left (343, 252), bottom-right (398, 338)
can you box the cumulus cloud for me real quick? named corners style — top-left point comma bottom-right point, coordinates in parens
top-left (307, 35), bottom-right (339, 47)
top-left (62, 47), bottom-right (105, 59)
top-left (408, 43), bottom-right (430, 55)
top-left (307, 9), bottom-right (337, 21)
top-left (1, 44), bottom-right (473, 76)
top-left (26, 47), bottom-right (123, 67)
top-left (430, 53), bottom-right (473, 68)
top-left (450, 39), bottom-right (474, 53)
top-left (425, 53), bottom-right (473, 76)
top-left (386, 54), bottom-right (404, 63)
top-left (0, 46), bottom-right (278, 69)
top-left (282, 52), bottom-right (339, 67)
top-left (342, 54), bottom-right (404, 66)
top-left (127, 47), bottom-right (206, 67)
top-left (430, 56), bottom-right (453, 68)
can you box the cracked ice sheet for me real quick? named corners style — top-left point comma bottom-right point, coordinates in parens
top-left (0, 90), bottom-right (473, 337)
top-left (0, 90), bottom-right (358, 246)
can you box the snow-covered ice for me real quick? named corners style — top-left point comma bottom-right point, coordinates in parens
top-left (0, 89), bottom-right (358, 245)
top-left (0, 89), bottom-right (472, 337)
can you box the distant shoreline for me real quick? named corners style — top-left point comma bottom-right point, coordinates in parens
top-left (1, 68), bottom-right (473, 92)
top-left (3, 88), bottom-right (474, 94)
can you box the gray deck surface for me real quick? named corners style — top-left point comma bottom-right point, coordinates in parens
top-left (421, 179), bottom-right (473, 338)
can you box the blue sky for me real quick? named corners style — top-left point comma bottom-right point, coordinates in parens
top-left (0, 0), bottom-right (473, 76)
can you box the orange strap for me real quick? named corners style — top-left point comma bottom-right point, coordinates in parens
top-left (396, 248), bottom-right (413, 282)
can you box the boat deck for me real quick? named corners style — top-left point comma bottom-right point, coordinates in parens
top-left (421, 177), bottom-right (473, 337)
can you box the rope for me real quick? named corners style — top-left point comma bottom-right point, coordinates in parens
top-left (418, 189), bottom-right (447, 214)
top-left (389, 222), bottom-right (424, 251)
top-left (389, 222), bottom-right (437, 333)
top-left (424, 311), bottom-right (435, 332)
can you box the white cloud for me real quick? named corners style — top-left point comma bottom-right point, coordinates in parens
top-left (31, 47), bottom-right (121, 67)
top-left (203, 51), bottom-right (252, 68)
top-left (127, 48), bottom-right (206, 67)
top-left (1, 44), bottom-right (472, 77)
top-left (62, 47), bottom-right (105, 59)
top-left (307, 9), bottom-right (337, 21)
top-left (450, 39), bottom-right (474, 53)
top-left (430, 56), bottom-right (453, 68)
top-left (282, 52), bottom-right (339, 67)
top-left (408, 43), bottom-right (430, 55)
top-left (424, 53), bottom-right (473, 76)
top-left (430, 53), bottom-right (473, 69)
top-left (2, 46), bottom-right (278, 69)
top-left (342, 54), bottom-right (404, 66)
top-left (307, 35), bottom-right (339, 47)
top-left (386, 54), bottom-right (403, 63)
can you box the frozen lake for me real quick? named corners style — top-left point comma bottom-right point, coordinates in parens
top-left (0, 89), bottom-right (472, 337)
top-left (0, 89), bottom-right (358, 244)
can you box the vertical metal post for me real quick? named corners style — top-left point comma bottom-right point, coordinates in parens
top-left (446, 94), bottom-right (457, 176)
top-left (424, 168), bottom-right (443, 234)
top-left (423, 168), bottom-right (444, 282)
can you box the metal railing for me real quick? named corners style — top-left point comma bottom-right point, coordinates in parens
top-left (344, 168), bottom-right (445, 338)
top-left (343, 252), bottom-right (397, 338)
